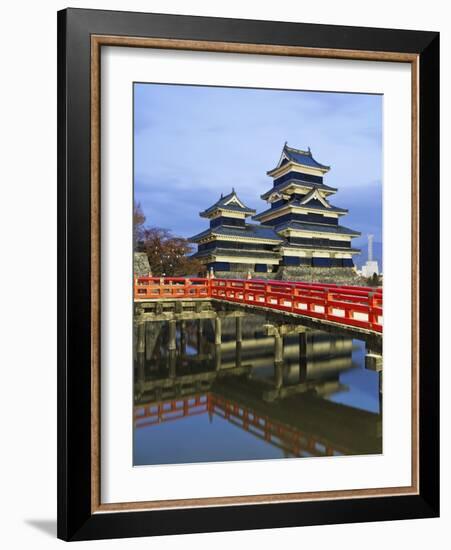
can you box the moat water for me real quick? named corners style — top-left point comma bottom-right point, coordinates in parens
top-left (133, 312), bottom-right (382, 466)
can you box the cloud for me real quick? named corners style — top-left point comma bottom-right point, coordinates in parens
top-left (337, 180), bottom-right (383, 242)
top-left (134, 83), bottom-right (382, 241)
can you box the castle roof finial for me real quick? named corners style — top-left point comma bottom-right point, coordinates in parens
top-left (232, 187), bottom-right (235, 193)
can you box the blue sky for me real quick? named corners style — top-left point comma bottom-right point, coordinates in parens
top-left (134, 83), bottom-right (382, 259)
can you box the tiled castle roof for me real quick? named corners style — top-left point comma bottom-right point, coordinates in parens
top-left (267, 143), bottom-right (330, 174)
top-left (189, 223), bottom-right (283, 243)
top-left (274, 220), bottom-right (361, 236)
top-left (191, 248), bottom-right (280, 260)
top-left (253, 199), bottom-right (348, 221)
top-left (261, 179), bottom-right (337, 200)
top-left (200, 190), bottom-right (256, 217)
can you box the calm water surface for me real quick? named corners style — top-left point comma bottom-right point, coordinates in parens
top-left (133, 312), bottom-right (382, 466)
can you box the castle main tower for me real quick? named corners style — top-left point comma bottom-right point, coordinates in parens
top-left (254, 143), bottom-right (361, 269)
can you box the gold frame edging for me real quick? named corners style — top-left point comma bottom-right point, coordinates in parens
top-left (90, 35), bottom-right (420, 514)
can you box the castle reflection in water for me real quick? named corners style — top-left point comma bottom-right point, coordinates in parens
top-left (133, 311), bottom-right (382, 465)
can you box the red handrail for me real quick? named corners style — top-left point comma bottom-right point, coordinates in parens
top-left (134, 276), bottom-right (210, 300)
top-left (134, 276), bottom-right (383, 333)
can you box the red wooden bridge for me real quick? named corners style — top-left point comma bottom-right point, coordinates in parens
top-left (134, 276), bottom-right (382, 334)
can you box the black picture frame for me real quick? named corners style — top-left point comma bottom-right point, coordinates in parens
top-left (57, 7), bottom-right (439, 541)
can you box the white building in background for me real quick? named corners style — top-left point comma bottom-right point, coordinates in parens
top-left (361, 234), bottom-right (379, 278)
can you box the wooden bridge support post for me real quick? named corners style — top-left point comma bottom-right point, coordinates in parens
top-left (137, 321), bottom-right (145, 362)
top-left (236, 341), bottom-right (243, 370)
top-left (274, 361), bottom-right (283, 390)
top-left (214, 344), bottom-right (222, 371)
top-left (145, 322), bottom-right (152, 361)
top-left (168, 319), bottom-right (177, 352)
top-left (365, 349), bottom-right (383, 415)
top-left (299, 331), bottom-right (307, 383)
top-left (236, 317), bottom-right (243, 343)
top-left (274, 328), bottom-right (283, 365)
top-left (136, 321), bottom-right (146, 394)
top-left (133, 324), bottom-right (137, 362)
top-left (215, 316), bottom-right (222, 345)
top-left (263, 323), bottom-right (284, 366)
top-left (168, 349), bottom-right (177, 379)
top-left (197, 319), bottom-right (203, 354)
top-left (145, 322), bottom-right (161, 362)
top-left (180, 321), bottom-right (186, 356)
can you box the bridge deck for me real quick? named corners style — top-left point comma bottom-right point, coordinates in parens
top-left (134, 276), bottom-right (382, 336)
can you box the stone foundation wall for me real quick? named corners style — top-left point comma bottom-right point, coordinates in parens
top-left (213, 271), bottom-right (260, 280)
top-left (213, 270), bottom-right (281, 280)
top-left (134, 252), bottom-right (151, 276)
top-left (274, 266), bottom-right (365, 285)
top-left (212, 266), bottom-right (366, 285)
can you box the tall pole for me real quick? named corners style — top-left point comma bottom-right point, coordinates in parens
top-left (368, 234), bottom-right (374, 262)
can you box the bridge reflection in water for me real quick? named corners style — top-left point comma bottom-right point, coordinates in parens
top-left (133, 311), bottom-right (382, 465)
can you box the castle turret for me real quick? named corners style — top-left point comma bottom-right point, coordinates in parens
top-left (254, 143), bottom-right (360, 268)
top-left (189, 190), bottom-right (282, 274)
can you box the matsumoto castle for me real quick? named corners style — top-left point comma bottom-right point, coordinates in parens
top-left (190, 143), bottom-right (361, 277)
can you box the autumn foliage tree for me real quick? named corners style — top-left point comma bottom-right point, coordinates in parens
top-left (140, 227), bottom-right (202, 276)
top-left (133, 201), bottom-right (204, 276)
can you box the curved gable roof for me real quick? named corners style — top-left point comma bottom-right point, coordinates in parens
top-left (268, 143), bottom-right (330, 174)
top-left (200, 190), bottom-right (256, 217)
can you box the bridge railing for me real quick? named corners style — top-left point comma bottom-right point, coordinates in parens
top-left (134, 276), bottom-right (210, 300)
top-left (134, 276), bottom-right (382, 333)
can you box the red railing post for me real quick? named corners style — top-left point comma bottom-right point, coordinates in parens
top-left (325, 290), bottom-right (333, 320)
top-left (368, 291), bottom-right (378, 330)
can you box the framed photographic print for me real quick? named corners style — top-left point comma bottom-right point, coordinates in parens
top-left (57, 8), bottom-right (439, 541)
